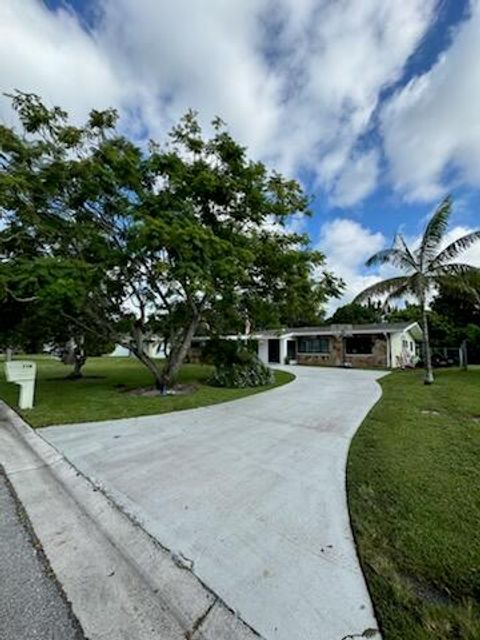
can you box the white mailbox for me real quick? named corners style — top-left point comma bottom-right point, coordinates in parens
top-left (4, 360), bottom-right (37, 409)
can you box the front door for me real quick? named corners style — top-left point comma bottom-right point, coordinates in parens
top-left (268, 339), bottom-right (280, 363)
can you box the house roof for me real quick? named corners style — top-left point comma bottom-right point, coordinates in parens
top-left (191, 321), bottom-right (423, 343)
top-left (252, 321), bottom-right (423, 339)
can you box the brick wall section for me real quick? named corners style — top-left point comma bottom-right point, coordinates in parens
top-left (296, 335), bottom-right (388, 369)
top-left (297, 353), bottom-right (335, 366)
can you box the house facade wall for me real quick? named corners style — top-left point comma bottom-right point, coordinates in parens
top-left (188, 325), bottom-right (420, 370)
top-left (344, 334), bottom-right (388, 368)
top-left (295, 334), bottom-right (389, 368)
top-left (110, 344), bottom-right (131, 357)
top-left (296, 336), bottom-right (338, 366)
top-left (258, 339), bottom-right (269, 364)
top-left (390, 329), bottom-right (417, 367)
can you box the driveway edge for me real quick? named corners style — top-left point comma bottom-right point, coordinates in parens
top-left (345, 376), bottom-right (387, 640)
top-left (0, 401), bottom-right (263, 640)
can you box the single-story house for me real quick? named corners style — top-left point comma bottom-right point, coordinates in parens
top-left (251, 322), bottom-right (423, 369)
top-left (114, 321), bottom-right (423, 370)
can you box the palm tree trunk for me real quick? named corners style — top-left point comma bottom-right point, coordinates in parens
top-left (421, 300), bottom-right (434, 384)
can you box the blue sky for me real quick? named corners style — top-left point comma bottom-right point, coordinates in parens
top-left (1, 0), bottom-right (479, 308)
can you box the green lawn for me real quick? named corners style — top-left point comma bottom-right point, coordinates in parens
top-left (0, 356), bottom-right (294, 427)
top-left (348, 368), bottom-right (480, 640)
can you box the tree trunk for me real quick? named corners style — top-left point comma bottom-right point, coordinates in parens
top-left (159, 316), bottom-right (200, 390)
top-left (460, 340), bottom-right (468, 371)
top-left (128, 324), bottom-right (166, 391)
top-left (421, 300), bottom-right (434, 384)
top-left (5, 348), bottom-right (13, 361)
top-left (67, 353), bottom-right (87, 379)
top-left (64, 337), bottom-right (87, 379)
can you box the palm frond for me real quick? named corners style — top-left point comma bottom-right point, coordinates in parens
top-left (430, 230), bottom-right (480, 267)
top-left (419, 196), bottom-right (452, 267)
top-left (394, 233), bottom-right (418, 270)
top-left (353, 276), bottom-right (410, 303)
top-left (382, 281), bottom-right (413, 309)
top-left (365, 246), bottom-right (416, 272)
top-left (433, 263), bottom-right (480, 278)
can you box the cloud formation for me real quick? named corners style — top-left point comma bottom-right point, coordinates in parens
top-left (317, 218), bottom-right (386, 311)
top-left (381, 1), bottom-right (480, 200)
top-left (0, 1), bottom-right (123, 126)
top-left (0, 0), bottom-right (437, 206)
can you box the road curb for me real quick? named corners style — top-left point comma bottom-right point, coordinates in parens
top-left (0, 401), bottom-right (262, 640)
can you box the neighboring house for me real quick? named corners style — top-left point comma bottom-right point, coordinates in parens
top-left (110, 339), bottom-right (168, 358)
top-left (251, 322), bottom-right (423, 369)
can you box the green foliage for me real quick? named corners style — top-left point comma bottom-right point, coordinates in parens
top-left (0, 92), bottom-right (341, 387)
top-left (209, 360), bottom-right (274, 388)
top-left (465, 323), bottom-right (480, 344)
top-left (0, 91), bottom-right (126, 365)
top-left (432, 284), bottom-right (480, 326)
top-left (328, 302), bottom-right (382, 325)
top-left (386, 304), bottom-right (456, 345)
top-left (202, 338), bottom-right (273, 388)
top-left (201, 338), bottom-right (257, 367)
top-left (386, 290), bottom-right (480, 361)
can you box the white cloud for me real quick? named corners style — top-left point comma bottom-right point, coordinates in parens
top-left (381, 0), bottom-right (480, 200)
top-left (329, 149), bottom-right (380, 206)
top-left (267, 0), bottom-right (437, 202)
top-left (317, 218), bottom-right (386, 312)
top-left (0, 0), bottom-right (437, 206)
top-left (0, 1), bottom-right (124, 125)
top-left (438, 225), bottom-right (480, 268)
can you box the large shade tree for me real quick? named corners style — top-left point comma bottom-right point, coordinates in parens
top-left (1, 93), bottom-right (342, 389)
top-left (353, 197), bottom-right (480, 383)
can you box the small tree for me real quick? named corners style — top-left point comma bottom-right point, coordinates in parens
top-left (354, 197), bottom-right (480, 384)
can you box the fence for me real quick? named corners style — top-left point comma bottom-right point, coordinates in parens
top-left (418, 342), bottom-right (479, 367)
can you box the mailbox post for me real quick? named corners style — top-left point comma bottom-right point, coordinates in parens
top-left (4, 361), bottom-right (37, 409)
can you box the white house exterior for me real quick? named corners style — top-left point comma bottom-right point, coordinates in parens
top-left (110, 340), bottom-right (168, 358)
top-left (114, 321), bottom-right (423, 370)
top-left (251, 322), bottom-right (423, 369)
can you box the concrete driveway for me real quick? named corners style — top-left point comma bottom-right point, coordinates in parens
top-left (42, 366), bottom-right (385, 640)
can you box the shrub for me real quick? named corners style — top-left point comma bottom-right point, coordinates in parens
top-left (205, 338), bottom-right (273, 388)
top-left (201, 337), bottom-right (258, 367)
top-left (209, 359), bottom-right (274, 388)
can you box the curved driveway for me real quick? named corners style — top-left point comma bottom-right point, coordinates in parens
top-left (42, 366), bottom-right (385, 640)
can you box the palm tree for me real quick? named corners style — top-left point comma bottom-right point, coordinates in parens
top-left (354, 196), bottom-right (480, 384)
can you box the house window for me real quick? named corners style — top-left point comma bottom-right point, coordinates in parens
top-left (297, 336), bottom-right (330, 354)
top-left (345, 335), bottom-right (374, 355)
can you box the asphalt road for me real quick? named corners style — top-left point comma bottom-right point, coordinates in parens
top-left (0, 472), bottom-right (84, 640)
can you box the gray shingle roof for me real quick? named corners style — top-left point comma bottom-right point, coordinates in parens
top-left (253, 322), bottom-right (418, 337)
